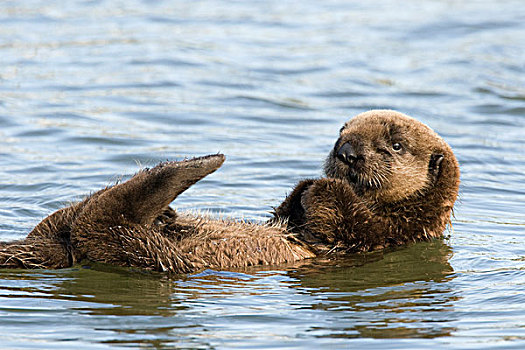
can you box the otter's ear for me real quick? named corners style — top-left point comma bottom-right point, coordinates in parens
top-left (429, 153), bottom-right (444, 182)
top-left (78, 154), bottom-right (225, 227)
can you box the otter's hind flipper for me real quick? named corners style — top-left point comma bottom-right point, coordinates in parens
top-left (78, 154), bottom-right (225, 227)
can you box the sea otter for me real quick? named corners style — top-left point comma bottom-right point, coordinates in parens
top-left (0, 110), bottom-right (460, 274)
top-left (272, 110), bottom-right (460, 253)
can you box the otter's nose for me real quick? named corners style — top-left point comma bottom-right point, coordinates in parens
top-left (337, 142), bottom-right (358, 165)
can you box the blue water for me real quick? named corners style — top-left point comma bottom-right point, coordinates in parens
top-left (1, 0), bottom-right (524, 349)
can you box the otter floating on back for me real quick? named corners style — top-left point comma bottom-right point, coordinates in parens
top-left (0, 110), bottom-right (460, 274)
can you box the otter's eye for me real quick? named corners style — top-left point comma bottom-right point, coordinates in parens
top-left (392, 142), bottom-right (402, 151)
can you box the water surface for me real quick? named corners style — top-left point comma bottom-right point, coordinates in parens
top-left (1, 0), bottom-right (524, 349)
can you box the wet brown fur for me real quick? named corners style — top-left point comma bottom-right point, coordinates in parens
top-left (0, 110), bottom-right (460, 274)
top-left (273, 110), bottom-right (460, 253)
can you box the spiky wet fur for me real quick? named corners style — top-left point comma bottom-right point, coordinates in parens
top-left (0, 154), bottom-right (315, 273)
top-left (0, 110), bottom-right (460, 274)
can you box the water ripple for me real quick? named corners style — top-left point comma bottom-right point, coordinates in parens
top-left (0, 0), bottom-right (524, 349)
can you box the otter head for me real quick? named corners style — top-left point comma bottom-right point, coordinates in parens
top-left (324, 110), bottom-right (459, 205)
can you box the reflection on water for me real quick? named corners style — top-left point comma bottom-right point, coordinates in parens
top-left (1, 0), bottom-right (525, 348)
top-left (1, 240), bottom-right (455, 348)
top-left (292, 241), bottom-right (456, 339)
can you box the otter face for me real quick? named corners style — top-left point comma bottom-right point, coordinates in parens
top-left (324, 110), bottom-right (445, 204)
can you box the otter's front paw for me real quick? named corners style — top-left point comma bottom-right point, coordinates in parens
top-left (299, 178), bottom-right (358, 244)
top-left (272, 179), bottom-right (316, 229)
top-left (301, 178), bottom-right (354, 210)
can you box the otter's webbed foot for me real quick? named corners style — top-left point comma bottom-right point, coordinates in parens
top-left (70, 154), bottom-right (225, 266)
top-left (77, 154), bottom-right (224, 228)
